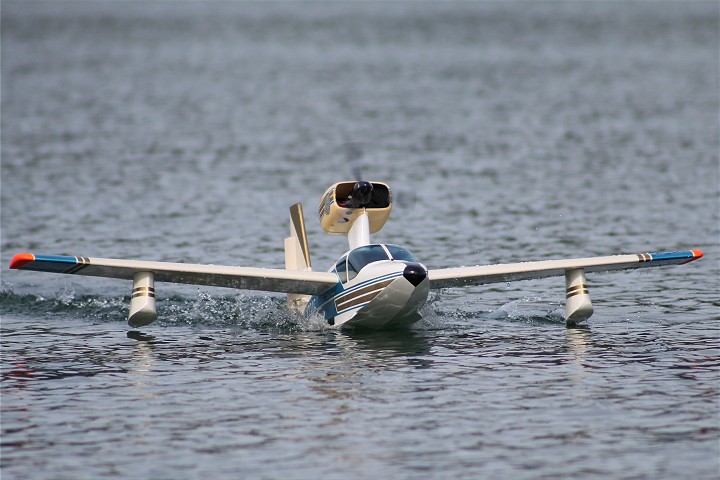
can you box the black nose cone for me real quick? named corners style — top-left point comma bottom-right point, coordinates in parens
top-left (403, 262), bottom-right (427, 287)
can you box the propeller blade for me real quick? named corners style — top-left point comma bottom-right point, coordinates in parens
top-left (337, 142), bottom-right (366, 181)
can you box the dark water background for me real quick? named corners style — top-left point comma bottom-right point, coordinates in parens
top-left (1, 2), bottom-right (719, 479)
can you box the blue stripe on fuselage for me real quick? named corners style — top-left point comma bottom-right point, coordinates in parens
top-left (307, 280), bottom-right (343, 320)
top-left (307, 271), bottom-right (404, 320)
top-left (332, 271), bottom-right (403, 299)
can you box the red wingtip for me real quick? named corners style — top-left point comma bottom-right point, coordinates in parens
top-left (9, 253), bottom-right (35, 270)
top-left (682, 249), bottom-right (704, 264)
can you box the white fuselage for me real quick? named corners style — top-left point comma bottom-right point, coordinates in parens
top-left (305, 243), bottom-right (429, 329)
top-left (304, 210), bottom-right (429, 329)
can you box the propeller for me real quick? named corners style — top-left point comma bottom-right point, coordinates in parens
top-left (337, 141), bottom-right (416, 210)
top-left (341, 142), bottom-right (364, 179)
top-left (336, 142), bottom-right (372, 208)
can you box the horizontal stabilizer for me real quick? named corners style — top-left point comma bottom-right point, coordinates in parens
top-left (9, 253), bottom-right (339, 295)
top-left (428, 250), bottom-right (703, 289)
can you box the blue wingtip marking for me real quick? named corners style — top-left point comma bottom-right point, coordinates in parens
top-left (647, 250), bottom-right (696, 262)
top-left (27, 255), bottom-right (79, 273)
top-left (34, 254), bottom-right (78, 263)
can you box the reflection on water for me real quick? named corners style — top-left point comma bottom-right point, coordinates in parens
top-left (128, 331), bottom-right (156, 380)
top-left (127, 330), bottom-right (157, 343)
top-left (339, 329), bottom-right (433, 358)
top-left (565, 325), bottom-right (592, 363)
top-left (564, 325), bottom-right (592, 394)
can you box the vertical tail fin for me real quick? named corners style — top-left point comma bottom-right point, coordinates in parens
top-left (288, 203), bottom-right (311, 270)
top-left (285, 203), bottom-right (312, 312)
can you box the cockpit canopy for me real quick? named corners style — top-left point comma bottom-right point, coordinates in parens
top-left (334, 244), bottom-right (417, 283)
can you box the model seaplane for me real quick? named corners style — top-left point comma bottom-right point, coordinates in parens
top-left (10, 181), bottom-right (703, 329)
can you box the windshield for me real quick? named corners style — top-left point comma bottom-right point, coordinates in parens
top-left (347, 245), bottom-right (390, 281)
top-left (334, 255), bottom-right (348, 281)
top-left (386, 245), bottom-right (417, 262)
top-left (336, 245), bottom-right (418, 283)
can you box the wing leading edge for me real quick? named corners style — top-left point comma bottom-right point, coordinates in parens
top-left (9, 253), bottom-right (339, 295)
top-left (428, 250), bottom-right (703, 289)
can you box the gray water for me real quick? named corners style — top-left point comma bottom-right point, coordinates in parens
top-left (1, 2), bottom-right (719, 479)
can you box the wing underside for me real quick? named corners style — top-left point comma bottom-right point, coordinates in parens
top-left (9, 253), bottom-right (339, 295)
top-left (427, 250), bottom-right (703, 289)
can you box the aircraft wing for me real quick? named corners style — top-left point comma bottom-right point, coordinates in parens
top-left (9, 253), bottom-right (339, 295)
top-left (427, 250), bottom-right (703, 289)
